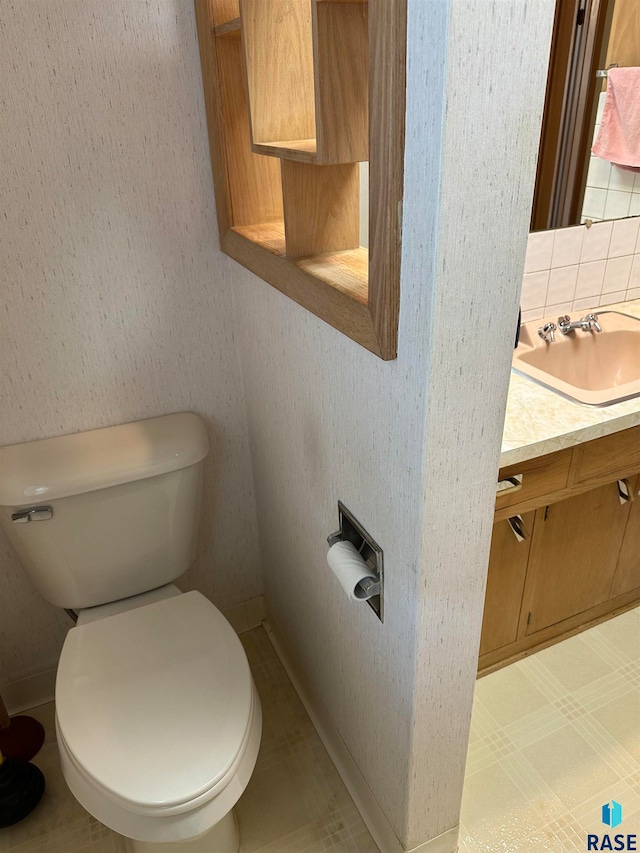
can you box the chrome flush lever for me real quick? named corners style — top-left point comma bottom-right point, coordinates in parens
top-left (12, 506), bottom-right (53, 523)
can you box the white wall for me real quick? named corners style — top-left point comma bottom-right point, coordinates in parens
top-left (0, 1), bottom-right (262, 686)
top-left (232, 1), bottom-right (555, 848)
top-left (405, 1), bottom-right (555, 845)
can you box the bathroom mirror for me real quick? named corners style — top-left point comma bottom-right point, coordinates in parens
top-left (531, 0), bottom-right (639, 232)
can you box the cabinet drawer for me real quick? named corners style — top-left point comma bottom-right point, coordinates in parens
top-left (496, 449), bottom-right (572, 513)
top-left (572, 425), bottom-right (640, 488)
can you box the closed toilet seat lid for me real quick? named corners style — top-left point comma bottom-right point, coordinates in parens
top-left (56, 591), bottom-right (254, 815)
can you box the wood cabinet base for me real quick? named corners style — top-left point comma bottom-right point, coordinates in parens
top-left (480, 424), bottom-right (640, 677)
top-left (478, 587), bottom-right (640, 677)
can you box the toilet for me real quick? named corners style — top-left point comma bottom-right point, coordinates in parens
top-left (0, 413), bottom-right (262, 852)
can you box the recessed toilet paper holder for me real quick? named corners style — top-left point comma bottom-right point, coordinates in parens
top-left (328, 502), bottom-right (384, 622)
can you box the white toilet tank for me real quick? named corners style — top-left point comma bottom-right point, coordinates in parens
top-left (0, 413), bottom-right (209, 610)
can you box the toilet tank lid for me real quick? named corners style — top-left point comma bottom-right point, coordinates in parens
top-left (0, 413), bottom-right (209, 506)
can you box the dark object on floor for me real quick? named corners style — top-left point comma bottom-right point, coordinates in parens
top-left (0, 693), bottom-right (45, 762)
top-left (0, 716), bottom-right (46, 762)
top-left (0, 753), bottom-right (46, 828)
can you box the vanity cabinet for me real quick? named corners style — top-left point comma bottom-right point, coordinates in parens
top-left (522, 483), bottom-right (631, 635)
top-left (479, 426), bottom-right (640, 675)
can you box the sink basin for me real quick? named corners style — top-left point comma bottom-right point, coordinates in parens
top-left (513, 310), bottom-right (640, 406)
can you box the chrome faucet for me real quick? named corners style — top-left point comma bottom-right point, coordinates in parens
top-left (558, 313), bottom-right (603, 335)
top-left (538, 322), bottom-right (557, 343)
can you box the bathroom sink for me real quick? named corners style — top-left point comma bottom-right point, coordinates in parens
top-left (513, 310), bottom-right (640, 406)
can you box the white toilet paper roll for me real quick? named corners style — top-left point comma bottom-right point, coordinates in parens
top-left (327, 540), bottom-right (378, 601)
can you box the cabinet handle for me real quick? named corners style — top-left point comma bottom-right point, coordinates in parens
top-left (507, 514), bottom-right (529, 542)
top-left (497, 474), bottom-right (523, 497)
top-left (617, 479), bottom-right (635, 505)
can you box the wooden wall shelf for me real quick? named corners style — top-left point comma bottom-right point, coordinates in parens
top-left (195, 0), bottom-right (406, 359)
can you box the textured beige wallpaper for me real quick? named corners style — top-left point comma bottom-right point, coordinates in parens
top-left (231, 0), bottom-right (555, 848)
top-left (0, 1), bottom-right (262, 684)
top-left (405, 1), bottom-right (556, 847)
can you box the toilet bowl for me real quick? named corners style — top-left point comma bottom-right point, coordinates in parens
top-left (0, 414), bottom-right (261, 851)
top-left (56, 587), bottom-right (262, 851)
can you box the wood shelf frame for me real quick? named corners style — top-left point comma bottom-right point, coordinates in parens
top-left (239, 0), bottom-right (368, 166)
top-left (195, 0), bottom-right (406, 359)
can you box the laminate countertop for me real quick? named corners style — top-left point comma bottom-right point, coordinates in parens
top-left (500, 298), bottom-right (640, 468)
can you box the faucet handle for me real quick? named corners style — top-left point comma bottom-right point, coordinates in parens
top-left (585, 312), bottom-right (602, 332)
top-left (538, 322), bottom-right (557, 343)
top-left (558, 314), bottom-right (571, 331)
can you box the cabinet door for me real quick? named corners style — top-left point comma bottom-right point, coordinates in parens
top-left (522, 483), bottom-right (631, 635)
top-left (479, 513), bottom-right (535, 656)
top-left (610, 476), bottom-right (640, 598)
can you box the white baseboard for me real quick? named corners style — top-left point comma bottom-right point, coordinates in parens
top-left (263, 617), bottom-right (459, 853)
top-left (1, 668), bottom-right (57, 715)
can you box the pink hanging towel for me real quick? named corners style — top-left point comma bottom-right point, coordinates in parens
top-left (592, 67), bottom-right (640, 170)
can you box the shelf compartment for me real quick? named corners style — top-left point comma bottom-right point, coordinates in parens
top-left (297, 248), bottom-right (367, 304)
top-left (241, 0), bottom-right (317, 156)
top-left (231, 222), bottom-right (287, 256)
top-left (281, 160), bottom-right (360, 258)
top-left (231, 223), bottom-right (368, 304)
top-left (210, 0), bottom-right (240, 27)
top-left (213, 22), bottom-right (283, 228)
top-left (240, 0), bottom-right (368, 165)
top-left (312, 0), bottom-right (368, 163)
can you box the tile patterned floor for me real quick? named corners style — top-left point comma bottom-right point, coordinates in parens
top-left (0, 627), bottom-right (378, 853)
top-left (1, 612), bottom-right (638, 853)
top-left (459, 607), bottom-right (640, 852)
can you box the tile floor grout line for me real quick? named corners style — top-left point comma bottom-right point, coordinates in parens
top-left (571, 711), bottom-right (640, 779)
